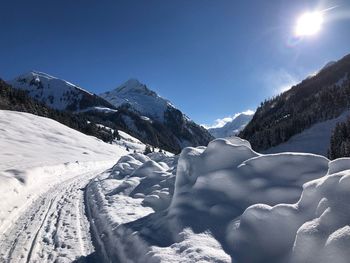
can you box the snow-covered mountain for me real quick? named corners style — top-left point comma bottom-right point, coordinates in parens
top-left (5, 73), bottom-right (213, 153)
top-left (100, 79), bottom-right (171, 122)
top-left (100, 79), bottom-right (213, 150)
top-left (208, 112), bottom-right (253, 138)
top-left (240, 53), bottom-right (350, 157)
top-left (7, 71), bottom-right (115, 112)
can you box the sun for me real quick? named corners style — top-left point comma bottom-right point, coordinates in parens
top-left (295, 11), bottom-right (324, 36)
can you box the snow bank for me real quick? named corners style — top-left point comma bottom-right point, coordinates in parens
top-left (87, 137), bottom-right (350, 263)
top-left (86, 152), bottom-right (179, 262)
top-left (150, 228), bottom-right (231, 263)
top-left (231, 160), bottom-right (350, 263)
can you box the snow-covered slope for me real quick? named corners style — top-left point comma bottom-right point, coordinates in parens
top-left (100, 79), bottom-right (172, 122)
top-left (209, 112), bottom-right (253, 138)
top-left (0, 110), bottom-right (122, 170)
top-left (265, 110), bottom-right (350, 156)
top-left (85, 136), bottom-right (350, 263)
top-left (7, 71), bottom-right (115, 111)
top-left (240, 53), bottom-right (350, 157)
top-left (0, 110), bottom-right (126, 239)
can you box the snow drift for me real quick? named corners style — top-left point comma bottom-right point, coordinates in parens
top-left (87, 136), bottom-right (350, 262)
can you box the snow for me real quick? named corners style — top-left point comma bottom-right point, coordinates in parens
top-left (0, 110), bottom-right (127, 261)
top-left (0, 110), bottom-right (121, 171)
top-left (141, 116), bottom-right (152, 123)
top-left (265, 110), bottom-right (350, 156)
top-left (150, 228), bottom-right (231, 263)
top-left (7, 71), bottom-right (95, 111)
top-left (208, 112), bottom-right (253, 138)
top-left (79, 106), bottom-right (118, 113)
top-left (100, 79), bottom-right (174, 122)
top-left (3, 108), bottom-right (350, 263)
top-left (85, 136), bottom-right (350, 263)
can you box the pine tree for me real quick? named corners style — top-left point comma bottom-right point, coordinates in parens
top-left (144, 145), bottom-right (152, 155)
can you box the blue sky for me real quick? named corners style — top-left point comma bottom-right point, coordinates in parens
top-left (1, 0), bottom-right (350, 126)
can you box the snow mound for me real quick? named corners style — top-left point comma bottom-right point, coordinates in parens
top-left (328, 158), bottom-right (350, 174)
top-left (85, 136), bottom-right (350, 262)
top-left (150, 228), bottom-right (231, 263)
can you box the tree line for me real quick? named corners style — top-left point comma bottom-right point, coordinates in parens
top-left (0, 79), bottom-right (119, 143)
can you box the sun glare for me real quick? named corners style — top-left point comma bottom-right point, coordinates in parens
top-left (295, 11), bottom-right (324, 36)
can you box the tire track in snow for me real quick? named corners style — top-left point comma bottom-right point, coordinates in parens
top-left (26, 197), bottom-right (55, 263)
top-left (0, 168), bottom-right (108, 262)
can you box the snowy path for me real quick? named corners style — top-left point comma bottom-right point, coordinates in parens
top-left (0, 169), bottom-right (103, 263)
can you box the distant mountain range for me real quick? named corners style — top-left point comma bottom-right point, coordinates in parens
top-left (6, 72), bottom-right (213, 153)
top-left (5, 53), bottom-right (350, 158)
top-left (208, 112), bottom-right (253, 138)
top-left (240, 54), bottom-right (350, 157)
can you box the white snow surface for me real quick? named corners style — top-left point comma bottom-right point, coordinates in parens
top-left (3, 109), bottom-right (350, 263)
top-left (265, 110), bottom-right (350, 156)
top-left (0, 110), bottom-right (122, 171)
top-left (0, 110), bottom-right (127, 262)
top-left (86, 136), bottom-right (350, 263)
top-left (100, 79), bottom-right (174, 122)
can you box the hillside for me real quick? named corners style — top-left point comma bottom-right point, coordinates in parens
top-left (328, 116), bottom-right (350, 159)
top-left (240, 54), bottom-right (350, 156)
top-left (7, 71), bottom-right (115, 112)
top-left (100, 79), bottom-right (171, 122)
top-left (4, 73), bottom-right (213, 153)
top-left (0, 79), bottom-right (117, 142)
top-left (0, 110), bottom-right (126, 261)
top-left (100, 79), bottom-right (214, 151)
top-left (208, 112), bottom-right (253, 138)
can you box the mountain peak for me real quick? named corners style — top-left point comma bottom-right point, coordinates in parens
top-left (15, 71), bottom-right (59, 83)
top-left (115, 78), bottom-right (157, 97)
top-left (208, 111), bottom-right (254, 138)
top-left (100, 79), bottom-right (172, 121)
top-left (124, 78), bottom-right (142, 86)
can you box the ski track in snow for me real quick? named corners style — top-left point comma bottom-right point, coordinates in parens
top-left (0, 170), bottom-right (102, 263)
